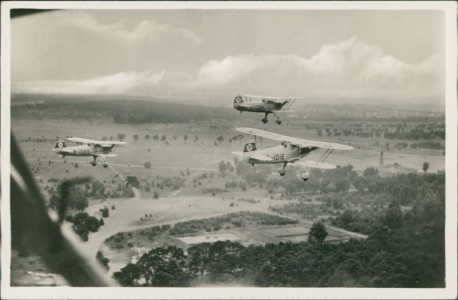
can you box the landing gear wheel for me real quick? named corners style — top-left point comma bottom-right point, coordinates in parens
top-left (278, 168), bottom-right (286, 176)
top-left (261, 118), bottom-right (268, 124)
top-left (90, 161), bottom-right (97, 166)
top-left (275, 119), bottom-right (282, 125)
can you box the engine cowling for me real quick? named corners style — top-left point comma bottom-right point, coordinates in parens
top-left (300, 172), bottom-right (310, 181)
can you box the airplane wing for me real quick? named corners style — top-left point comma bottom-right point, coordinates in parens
top-left (250, 153), bottom-right (273, 162)
top-left (95, 154), bottom-right (118, 158)
top-left (294, 160), bottom-right (336, 170)
top-left (67, 137), bottom-right (126, 146)
top-left (240, 94), bottom-right (303, 100)
top-left (235, 127), bottom-right (354, 151)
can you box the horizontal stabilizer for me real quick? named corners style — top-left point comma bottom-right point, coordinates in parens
top-left (250, 153), bottom-right (273, 162)
top-left (295, 161), bottom-right (336, 169)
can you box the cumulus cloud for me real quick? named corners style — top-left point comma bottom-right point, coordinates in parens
top-left (64, 13), bottom-right (202, 45)
top-left (13, 37), bottom-right (443, 101)
top-left (13, 71), bottom-right (165, 95)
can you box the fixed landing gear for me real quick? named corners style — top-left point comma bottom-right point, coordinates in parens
top-left (275, 119), bottom-right (282, 125)
top-left (261, 118), bottom-right (268, 124)
top-left (277, 162), bottom-right (288, 176)
top-left (90, 161), bottom-right (97, 166)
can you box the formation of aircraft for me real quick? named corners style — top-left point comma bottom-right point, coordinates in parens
top-left (233, 127), bottom-right (354, 181)
top-left (49, 95), bottom-right (348, 181)
top-left (233, 94), bottom-right (297, 124)
top-left (52, 137), bottom-right (126, 168)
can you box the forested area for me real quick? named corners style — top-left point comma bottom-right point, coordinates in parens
top-left (269, 170), bottom-right (444, 236)
top-left (113, 172), bottom-right (444, 287)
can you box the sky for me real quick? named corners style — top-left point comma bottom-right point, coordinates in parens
top-left (11, 9), bottom-right (446, 105)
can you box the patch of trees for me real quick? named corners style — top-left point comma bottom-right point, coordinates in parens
top-left (384, 128), bottom-right (445, 140)
top-left (91, 180), bottom-right (105, 198)
top-left (410, 141), bottom-right (444, 150)
top-left (109, 183), bottom-right (135, 198)
top-left (218, 160), bottom-right (234, 176)
top-left (126, 176), bottom-right (140, 188)
top-left (96, 250), bottom-right (110, 270)
top-left (153, 176), bottom-right (185, 191)
top-left (114, 189), bottom-right (444, 287)
top-left (66, 212), bottom-right (104, 241)
top-left (49, 183), bottom-right (88, 212)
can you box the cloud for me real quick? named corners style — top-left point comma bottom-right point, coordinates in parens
top-left (13, 37), bottom-right (443, 101)
top-left (64, 13), bottom-right (202, 45)
top-left (13, 71), bottom-right (165, 95)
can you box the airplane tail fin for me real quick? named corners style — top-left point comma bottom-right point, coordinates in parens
top-left (243, 142), bottom-right (257, 153)
top-left (55, 141), bottom-right (66, 149)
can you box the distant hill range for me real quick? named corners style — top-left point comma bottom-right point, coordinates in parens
top-left (11, 93), bottom-right (444, 123)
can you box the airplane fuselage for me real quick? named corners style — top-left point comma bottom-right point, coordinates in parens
top-left (53, 144), bottom-right (114, 157)
top-left (243, 144), bottom-right (318, 165)
top-left (54, 144), bottom-right (97, 157)
top-left (234, 100), bottom-right (284, 113)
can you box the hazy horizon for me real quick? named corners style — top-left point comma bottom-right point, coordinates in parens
top-left (11, 9), bottom-right (445, 110)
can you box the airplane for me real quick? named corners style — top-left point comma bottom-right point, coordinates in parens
top-left (232, 127), bottom-right (354, 181)
top-left (52, 137), bottom-right (126, 168)
top-left (233, 94), bottom-right (297, 124)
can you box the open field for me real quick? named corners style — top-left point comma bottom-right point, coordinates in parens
top-left (13, 119), bottom-right (444, 176)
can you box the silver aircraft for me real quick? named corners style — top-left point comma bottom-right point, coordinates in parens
top-left (233, 94), bottom-right (297, 124)
top-left (53, 137), bottom-right (126, 167)
top-left (233, 127), bottom-right (353, 181)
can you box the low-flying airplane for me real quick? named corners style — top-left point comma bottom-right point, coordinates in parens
top-left (52, 137), bottom-right (126, 168)
top-left (233, 127), bottom-right (354, 181)
top-left (233, 94), bottom-right (297, 124)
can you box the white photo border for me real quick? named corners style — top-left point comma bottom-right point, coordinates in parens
top-left (1, 1), bottom-right (456, 299)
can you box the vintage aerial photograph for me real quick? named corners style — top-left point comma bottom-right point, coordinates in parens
top-left (2, 2), bottom-right (456, 299)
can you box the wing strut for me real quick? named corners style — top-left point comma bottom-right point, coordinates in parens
top-left (319, 148), bottom-right (334, 163)
top-left (283, 99), bottom-right (296, 111)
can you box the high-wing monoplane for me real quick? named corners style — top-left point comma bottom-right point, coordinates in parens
top-left (233, 94), bottom-right (297, 124)
top-left (233, 127), bottom-right (353, 181)
top-left (52, 137), bottom-right (126, 167)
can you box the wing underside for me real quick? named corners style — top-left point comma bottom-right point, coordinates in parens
top-left (294, 160), bottom-right (336, 169)
top-left (67, 137), bottom-right (126, 146)
top-left (250, 153), bottom-right (273, 162)
top-left (236, 127), bottom-right (353, 151)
